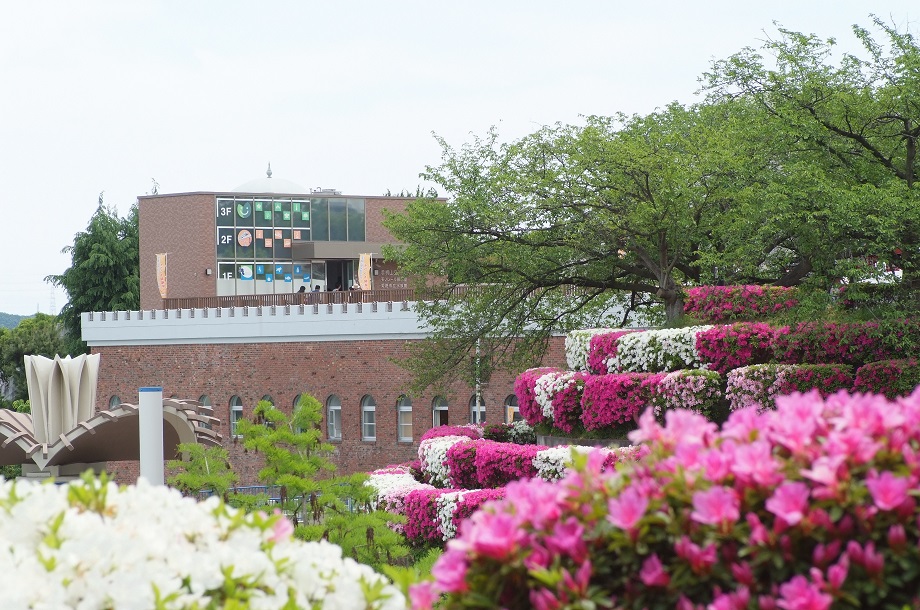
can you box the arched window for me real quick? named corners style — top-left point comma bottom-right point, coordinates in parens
top-left (504, 394), bottom-right (521, 423)
top-left (229, 395), bottom-right (244, 437)
top-left (327, 395), bottom-right (342, 440)
top-left (361, 395), bottom-right (376, 441)
top-left (397, 395), bottom-right (413, 442)
top-left (293, 394), bottom-right (303, 408)
top-left (432, 396), bottom-right (449, 427)
top-left (469, 394), bottom-right (486, 425)
top-left (108, 395), bottom-right (121, 410)
top-left (261, 394), bottom-right (274, 406)
top-left (198, 395), bottom-right (213, 430)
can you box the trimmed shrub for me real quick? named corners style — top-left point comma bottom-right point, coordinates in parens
top-left (696, 322), bottom-right (780, 374)
top-left (565, 329), bottom-right (610, 371)
top-left (683, 284), bottom-right (798, 323)
top-left (444, 440), bottom-right (479, 489)
top-left (514, 367), bottom-right (560, 426)
top-left (772, 320), bottom-right (892, 367)
top-left (614, 326), bottom-right (712, 373)
top-left (653, 369), bottom-right (725, 421)
top-left (419, 425), bottom-right (482, 443)
top-left (474, 440), bottom-right (547, 489)
top-left (727, 363), bottom-right (855, 411)
top-left (581, 373), bottom-right (665, 434)
top-left (534, 370), bottom-right (591, 433)
top-left (403, 488), bottom-right (458, 544)
top-left (853, 359), bottom-right (920, 399)
top-left (776, 363), bottom-right (854, 396)
top-left (586, 329), bottom-right (638, 374)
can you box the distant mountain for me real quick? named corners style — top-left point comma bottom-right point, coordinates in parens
top-left (0, 312), bottom-right (29, 329)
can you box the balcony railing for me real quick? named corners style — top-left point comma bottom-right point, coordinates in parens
top-left (162, 288), bottom-right (419, 310)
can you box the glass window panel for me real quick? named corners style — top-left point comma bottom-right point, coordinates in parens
top-left (235, 199), bottom-right (254, 223)
top-left (274, 199), bottom-right (292, 226)
top-left (432, 396), bottom-right (449, 427)
top-left (254, 229), bottom-right (273, 260)
top-left (311, 199), bottom-right (329, 241)
top-left (469, 395), bottom-right (486, 425)
top-left (327, 395), bottom-right (342, 440)
top-left (329, 198), bottom-right (347, 241)
top-left (347, 199), bottom-right (365, 242)
top-left (235, 228), bottom-right (254, 259)
top-left (362, 395), bottom-right (376, 441)
top-left (398, 409), bottom-right (413, 442)
top-left (255, 200), bottom-right (273, 227)
top-left (292, 200), bottom-right (310, 228)
top-left (216, 199), bottom-right (235, 227)
top-left (217, 228), bottom-right (236, 259)
top-left (274, 228), bottom-right (292, 259)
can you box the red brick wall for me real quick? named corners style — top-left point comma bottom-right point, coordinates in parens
top-left (93, 336), bottom-right (566, 485)
top-left (365, 197), bottom-right (411, 243)
top-left (139, 194), bottom-right (217, 310)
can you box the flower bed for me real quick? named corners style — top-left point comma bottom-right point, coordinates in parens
top-left (653, 369), bottom-right (724, 420)
top-left (695, 322), bottom-right (780, 374)
top-left (586, 329), bottom-right (637, 374)
top-left (771, 320), bottom-right (895, 366)
top-left (0, 474), bottom-right (403, 609)
top-left (683, 284), bottom-right (798, 323)
top-left (727, 363), bottom-right (854, 412)
top-left (421, 389), bottom-right (920, 608)
top-left (853, 358), bottom-right (920, 399)
top-left (533, 370), bottom-right (591, 433)
top-left (614, 326), bottom-right (712, 373)
top-left (513, 367), bottom-right (561, 426)
top-left (565, 329), bottom-right (611, 371)
top-left (581, 372), bottom-right (664, 434)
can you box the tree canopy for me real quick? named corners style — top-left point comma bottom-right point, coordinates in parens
top-left (0, 314), bottom-right (68, 402)
top-left (46, 196), bottom-right (139, 354)
top-left (383, 16), bottom-right (920, 391)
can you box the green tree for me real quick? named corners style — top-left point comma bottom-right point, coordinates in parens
top-left (46, 195), bottom-right (139, 354)
top-left (383, 102), bottom-right (755, 389)
top-left (702, 16), bottom-right (920, 297)
top-left (237, 396), bottom-right (408, 570)
top-left (0, 314), bottom-right (67, 401)
top-left (166, 443), bottom-right (239, 499)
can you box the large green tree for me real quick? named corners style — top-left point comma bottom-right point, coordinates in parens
top-left (46, 196), bottom-right (139, 354)
top-left (0, 314), bottom-right (68, 402)
top-left (702, 16), bottom-right (920, 292)
top-left (384, 101), bottom-right (757, 390)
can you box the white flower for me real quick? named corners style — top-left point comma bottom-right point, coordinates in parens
top-left (418, 435), bottom-right (469, 487)
top-left (565, 328), bottom-right (611, 371)
top-left (0, 476), bottom-right (405, 609)
top-left (614, 326), bottom-right (712, 373)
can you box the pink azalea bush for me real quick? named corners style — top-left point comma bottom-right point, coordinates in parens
top-left (514, 367), bottom-right (561, 426)
top-left (581, 373), bottom-right (665, 434)
top-left (422, 389), bottom-right (920, 608)
top-left (775, 363), bottom-right (854, 397)
top-left (445, 439), bottom-right (549, 489)
top-left (653, 369), bottom-right (725, 421)
top-left (696, 322), bottom-right (781, 374)
top-left (534, 370), bottom-right (591, 433)
top-left (684, 284), bottom-right (798, 323)
top-left (586, 330), bottom-right (637, 374)
top-left (853, 359), bottom-right (920, 399)
top-left (727, 364), bottom-right (855, 412)
top-left (420, 425), bottom-right (483, 443)
top-left (771, 320), bottom-right (895, 366)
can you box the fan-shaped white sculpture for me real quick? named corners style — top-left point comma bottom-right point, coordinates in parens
top-left (0, 354), bottom-right (220, 480)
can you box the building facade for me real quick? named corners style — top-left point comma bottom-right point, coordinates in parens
top-left (85, 173), bottom-right (566, 483)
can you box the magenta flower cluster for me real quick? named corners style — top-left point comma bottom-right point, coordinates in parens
top-left (853, 359), bottom-right (920, 399)
top-left (421, 389), bottom-right (920, 608)
top-left (586, 330), bottom-right (637, 374)
top-left (683, 285), bottom-right (798, 323)
top-left (581, 373), bottom-right (664, 432)
top-left (696, 322), bottom-right (779, 374)
top-left (445, 439), bottom-right (548, 489)
top-left (514, 367), bottom-right (560, 425)
top-left (726, 364), bottom-right (855, 412)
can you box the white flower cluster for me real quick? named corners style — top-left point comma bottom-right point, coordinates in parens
top-left (419, 435), bottom-right (470, 487)
top-left (533, 445), bottom-right (640, 482)
top-left (612, 326), bottom-right (713, 373)
top-left (0, 476), bottom-right (404, 610)
top-left (435, 490), bottom-right (472, 540)
top-left (507, 420), bottom-right (536, 444)
top-left (534, 371), bottom-right (580, 419)
top-left (366, 467), bottom-right (435, 516)
top-left (565, 328), bottom-right (610, 371)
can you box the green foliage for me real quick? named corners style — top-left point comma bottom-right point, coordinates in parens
top-left (46, 197), bottom-right (139, 355)
top-left (237, 395), bottom-right (409, 571)
top-left (0, 314), bottom-right (67, 401)
top-left (166, 443), bottom-right (239, 498)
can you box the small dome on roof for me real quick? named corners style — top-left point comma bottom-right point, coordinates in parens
top-left (232, 163), bottom-right (309, 195)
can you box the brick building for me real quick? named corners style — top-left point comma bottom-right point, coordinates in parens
top-left (84, 172), bottom-right (566, 483)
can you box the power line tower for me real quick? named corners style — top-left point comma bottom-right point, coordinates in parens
top-left (50, 288), bottom-right (57, 316)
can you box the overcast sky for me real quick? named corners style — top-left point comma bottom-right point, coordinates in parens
top-left (0, 1), bottom-right (915, 317)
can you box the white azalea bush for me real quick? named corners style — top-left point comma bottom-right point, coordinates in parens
top-left (565, 328), bottom-right (609, 371)
top-left (613, 325), bottom-right (712, 373)
top-left (0, 474), bottom-right (405, 610)
top-left (418, 435), bottom-right (469, 487)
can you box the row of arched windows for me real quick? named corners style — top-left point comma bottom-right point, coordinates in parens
top-left (106, 393), bottom-right (523, 442)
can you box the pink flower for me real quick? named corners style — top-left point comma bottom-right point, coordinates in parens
top-left (607, 486), bottom-right (649, 532)
top-left (866, 470), bottom-right (910, 511)
top-left (545, 518), bottom-right (587, 563)
top-left (765, 482), bottom-right (810, 525)
top-left (432, 546), bottom-right (469, 593)
top-left (776, 575), bottom-right (832, 610)
top-left (639, 553), bottom-right (670, 587)
top-left (691, 486), bottom-right (740, 528)
top-left (409, 581), bottom-right (440, 610)
top-left (269, 512), bottom-right (294, 543)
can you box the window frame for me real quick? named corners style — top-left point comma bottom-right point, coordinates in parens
top-left (397, 395), bottom-right (413, 442)
top-left (361, 395), bottom-right (377, 441)
top-left (469, 394), bottom-right (486, 425)
top-left (504, 394), bottom-right (521, 423)
top-left (230, 395), bottom-right (244, 438)
top-left (327, 394), bottom-right (343, 441)
top-left (432, 395), bottom-right (449, 427)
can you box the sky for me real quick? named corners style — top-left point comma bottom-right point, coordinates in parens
top-left (0, 1), bottom-right (916, 317)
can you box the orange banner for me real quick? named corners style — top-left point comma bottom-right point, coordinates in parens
top-left (156, 253), bottom-right (168, 298)
top-left (358, 253), bottom-right (373, 290)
